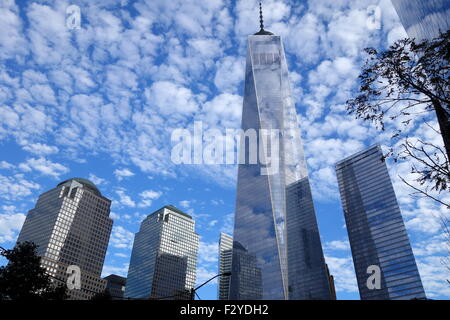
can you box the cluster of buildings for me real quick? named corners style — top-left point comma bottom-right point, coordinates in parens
top-left (14, 144), bottom-right (427, 300)
top-left (11, 0), bottom-right (449, 300)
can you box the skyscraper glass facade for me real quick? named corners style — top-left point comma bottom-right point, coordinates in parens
top-left (391, 0), bottom-right (450, 41)
top-left (335, 145), bottom-right (426, 300)
top-left (218, 232), bottom-right (233, 300)
top-left (16, 178), bottom-right (113, 300)
top-left (230, 28), bottom-right (330, 300)
top-left (124, 205), bottom-right (199, 299)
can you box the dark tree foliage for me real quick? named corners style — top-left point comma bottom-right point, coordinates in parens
top-left (347, 30), bottom-right (450, 206)
top-left (90, 289), bottom-right (113, 300)
top-left (0, 242), bottom-right (67, 300)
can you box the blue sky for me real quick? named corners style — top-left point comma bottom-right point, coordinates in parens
top-left (0, 0), bottom-right (449, 300)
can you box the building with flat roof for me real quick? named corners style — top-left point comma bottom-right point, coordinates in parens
top-left (218, 233), bottom-right (233, 300)
top-left (17, 178), bottom-right (113, 300)
top-left (335, 145), bottom-right (426, 300)
top-left (124, 205), bottom-right (199, 299)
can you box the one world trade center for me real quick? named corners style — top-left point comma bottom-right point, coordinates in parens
top-left (229, 4), bottom-right (332, 300)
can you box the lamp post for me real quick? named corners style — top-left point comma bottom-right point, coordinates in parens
top-left (190, 272), bottom-right (232, 300)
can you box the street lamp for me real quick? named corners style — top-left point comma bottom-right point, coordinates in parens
top-left (190, 272), bottom-right (232, 300)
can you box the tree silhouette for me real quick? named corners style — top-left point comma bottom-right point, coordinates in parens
top-left (0, 242), bottom-right (67, 300)
top-left (347, 30), bottom-right (450, 206)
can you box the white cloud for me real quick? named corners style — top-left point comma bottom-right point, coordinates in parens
top-left (325, 255), bottom-right (359, 294)
top-left (214, 56), bottom-right (245, 93)
top-left (201, 93), bottom-right (242, 129)
top-left (0, 212), bottom-right (26, 243)
top-left (0, 0), bottom-right (28, 60)
top-left (140, 190), bottom-right (162, 199)
top-left (22, 142), bottom-right (59, 156)
top-left (179, 200), bottom-right (191, 209)
top-left (0, 161), bottom-right (14, 169)
top-left (18, 157), bottom-right (69, 178)
top-left (114, 168), bottom-right (135, 181)
top-left (138, 189), bottom-right (162, 208)
top-left (325, 239), bottom-right (351, 251)
top-left (115, 188), bottom-right (136, 208)
top-left (110, 211), bottom-right (121, 220)
top-left (101, 263), bottom-right (129, 277)
top-left (147, 81), bottom-right (200, 116)
top-left (88, 173), bottom-right (107, 186)
top-left (220, 213), bottom-right (234, 235)
top-left (196, 266), bottom-right (218, 287)
top-left (417, 256), bottom-right (450, 299)
top-left (208, 220), bottom-right (218, 227)
top-left (110, 225), bottom-right (134, 249)
top-left (412, 234), bottom-right (448, 257)
top-left (198, 240), bottom-right (218, 264)
top-left (0, 174), bottom-right (40, 200)
top-left (211, 199), bottom-right (224, 206)
top-left (0, 104), bottom-right (54, 141)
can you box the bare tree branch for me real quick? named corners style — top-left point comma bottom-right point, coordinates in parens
top-left (398, 175), bottom-right (450, 208)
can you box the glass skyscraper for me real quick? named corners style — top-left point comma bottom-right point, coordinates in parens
top-left (16, 178), bottom-right (113, 300)
top-left (391, 0), bottom-right (450, 41)
top-left (335, 145), bottom-right (426, 300)
top-left (230, 10), bottom-right (331, 300)
top-left (218, 232), bottom-right (233, 300)
top-left (124, 205), bottom-right (199, 299)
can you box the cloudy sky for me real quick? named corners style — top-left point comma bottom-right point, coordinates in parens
top-left (0, 0), bottom-right (449, 299)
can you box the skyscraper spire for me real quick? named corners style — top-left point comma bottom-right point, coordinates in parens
top-left (254, 1), bottom-right (273, 35)
top-left (259, 2), bottom-right (264, 31)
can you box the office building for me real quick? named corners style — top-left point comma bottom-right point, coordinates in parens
top-left (16, 178), bottom-right (113, 300)
top-left (124, 205), bottom-right (199, 299)
top-left (104, 274), bottom-right (126, 300)
top-left (335, 145), bottom-right (426, 300)
top-left (230, 4), bottom-right (331, 299)
top-left (217, 233), bottom-right (233, 300)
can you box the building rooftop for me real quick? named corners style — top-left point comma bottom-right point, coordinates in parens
top-left (149, 205), bottom-right (193, 220)
top-left (335, 144), bottom-right (382, 168)
top-left (164, 205), bottom-right (193, 219)
top-left (104, 274), bottom-right (127, 285)
top-left (57, 177), bottom-right (101, 196)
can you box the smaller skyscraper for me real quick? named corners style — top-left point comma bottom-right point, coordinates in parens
top-left (124, 205), bottom-right (199, 299)
top-left (104, 274), bottom-right (126, 300)
top-left (218, 233), bottom-right (233, 300)
top-left (335, 145), bottom-right (426, 300)
top-left (17, 178), bottom-right (113, 300)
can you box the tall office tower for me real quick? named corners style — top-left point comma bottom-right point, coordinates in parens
top-left (230, 5), bottom-right (331, 300)
top-left (124, 205), bottom-right (199, 299)
top-left (217, 233), bottom-right (233, 300)
top-left (335, 145), bottom-right (426, 300)
top-left (104, 274), bottom-right (126, 300)
top-left (16, 178), bottom-right (113, 300)
top-left (391, 0), bottom-right (450, 42)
